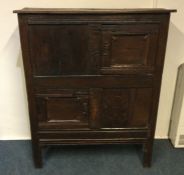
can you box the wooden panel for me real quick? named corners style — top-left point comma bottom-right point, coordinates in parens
top-left (34, 75), bottom-right (154, 89)
top-left (91, 88), bottom-right (152, 129)
top-left (36, 90), bottom-right (89, 129)
top-left (101, 23), bottom-right (159, 74)
top-left (101, 89), bottom-right (130, 128)
top-left (28, 24), bottom-right (99, 76)
top-left (38, 130), bottom-right (149, 141)
top-left (110, 34), bottom-right (149, 65)
top-left (130, 88), bottom-right (153, 127)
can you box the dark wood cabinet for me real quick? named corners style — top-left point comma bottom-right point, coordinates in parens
top-left (14, 8), bottom-right (176, 168)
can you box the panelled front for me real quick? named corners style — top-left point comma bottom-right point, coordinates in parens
top-left (15, 8), bottom-right (174, 167)
top-left (35, 87), bottom-right (153, 131)
top-left (26, 14), bottom-right (164, 132)
top-left (27, 15), bottom-right (161, 77)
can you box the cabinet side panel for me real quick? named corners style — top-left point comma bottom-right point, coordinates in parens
top-left (18, 14), bottom-right (39, 143)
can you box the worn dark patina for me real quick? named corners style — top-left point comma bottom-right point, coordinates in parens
top-left (14, 8), bottom-right (176, 168)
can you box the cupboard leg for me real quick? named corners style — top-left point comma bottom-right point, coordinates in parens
top-left (143, 142), bottom-right (152, 167)
top-left (32, 143), bottom-right (43, 168)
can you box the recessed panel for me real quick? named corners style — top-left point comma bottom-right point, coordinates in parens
top-left (97, 88), bottom-right (152, 128)
top-left (29, 25), bottom-right (90, 76)
top-left (46, 97), bottom-right (87, 122)
top-left (101, 89), bottom-right (130, 128)
top-left (36, 93), bottom-right (89, 129)
top-left (101, 23), bottom-right (159, 74)
top-left (111, 34), bottom-right (149, 66)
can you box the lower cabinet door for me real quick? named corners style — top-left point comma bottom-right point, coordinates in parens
top-left (36, 88), bottom-right (152, 130)
top-left (36, 90), bottom-right (89, 130)
top-left (90, 88), bottom-right (152, 129)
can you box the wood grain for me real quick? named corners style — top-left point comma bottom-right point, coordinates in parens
top-left (15, 8), bottom-right (176, 168)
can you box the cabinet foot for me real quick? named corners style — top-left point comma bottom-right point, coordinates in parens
top-left (32, 144), bottom-right (43, 168)
top-left (143, 142), bottom-right (152, 168)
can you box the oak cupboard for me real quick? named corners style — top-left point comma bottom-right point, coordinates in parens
top-left (14, 8), bottom-right (176, 168)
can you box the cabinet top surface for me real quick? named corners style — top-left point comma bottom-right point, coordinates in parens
top-left (14, 8), bottom-right (176, 14)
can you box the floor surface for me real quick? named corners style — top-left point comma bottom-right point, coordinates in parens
top-left (0, 140), bottom-right (183, 175)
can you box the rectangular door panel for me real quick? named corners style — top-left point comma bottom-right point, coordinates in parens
top-left (100, 23), bottom-right (159, 74)
top-left (28, 24), bottom-right (100, 76)
top-left (90, 88), bottom-right (152, 129)
top-left (36, 90), bottom-right (89, 129)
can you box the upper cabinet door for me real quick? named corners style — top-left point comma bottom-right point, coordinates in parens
top-left (28, 20), bottom-right (160, 76)
top-left (100, 23), bottom-right (159, 74)
top-left (28, 24), bottom-right (100, 76)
